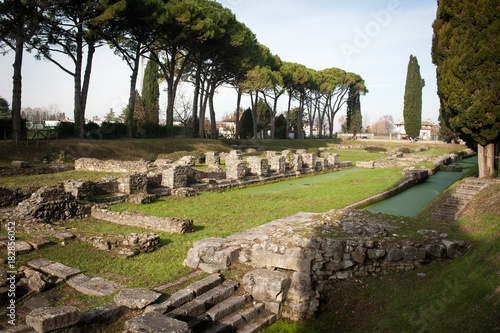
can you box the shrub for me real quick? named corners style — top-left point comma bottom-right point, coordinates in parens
top-left (0, 118), bottom-right (27, 138)
top-left (364, 146), bottom-right (387, 153)
top-left (57, 121), bottom-right (77, 138)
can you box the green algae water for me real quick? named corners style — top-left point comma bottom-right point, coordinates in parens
top-left (365, 156), bottom-right (478, 217)
top-left (235, 168), bottom-right (363, 194)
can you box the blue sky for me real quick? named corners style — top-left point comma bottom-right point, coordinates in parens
top-left (0, 0), bottom-right (440, 130)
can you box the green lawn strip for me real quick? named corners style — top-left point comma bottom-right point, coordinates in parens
top-left (0, 171), bottom-right (123, 189)
top-left (334, 149), bottom-right (386, 162)
top-left (12, 168), bottom-right (403, 288)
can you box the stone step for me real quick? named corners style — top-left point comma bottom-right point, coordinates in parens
top-left (440, 202), bottom-right (465, 211)
top-left (237, 313), bottom-right (277, 333)
top-left (464, 179), bottom-right (489, 186)
top-left (460, 183), bottom-right (486, 191)
top-left (451, 193), bottom-right (474, 201)
top-left (428, 212), bottom-right (456, 221)
top-left (215, 302), bottom-right (265, 332)
top-left (455, 188), bottom-right (480, 196)
top-left (446, 197), bottom-right (469, 205)
top-left (92, 193), bottom-right (128, 205)
top-left (435, 207), bottom-right (460, 215)
top-left (146, 274), bottom-right (222, 314)
top-left (206, 295), bottom-right (248, 322)
top-left (166, 280), bottom-right (239, 321)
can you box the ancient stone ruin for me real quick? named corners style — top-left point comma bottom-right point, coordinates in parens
top-left (184, 209), bottom-right (468, 320)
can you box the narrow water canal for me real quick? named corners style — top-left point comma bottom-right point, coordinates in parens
top-left (365, 156), bottom-right (478, 217)
top-left (234, 167), bottom-right (363, 194)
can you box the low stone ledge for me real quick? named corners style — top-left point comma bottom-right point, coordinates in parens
top-left (26, 306), bottom-right (80, 333)
top-left (91, 206), bottom-right (193, 234)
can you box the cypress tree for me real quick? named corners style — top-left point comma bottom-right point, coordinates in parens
top-left (432, 0), bottom-right (499, 178)
top-left (403, 55), bottom-right (425, 139)
top-left (142, 59), bottom-right (160, 123)
top-left (346, 87), bottom-right (362, 138)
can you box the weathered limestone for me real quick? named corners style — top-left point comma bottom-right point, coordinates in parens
top-left (26, 306), bottom-right (80, 333)
top-left (172, 187), bottom-right (197, 197)
top-left (269, 156), bottom-right (286, 174)
top-left (226, 160), bottom-right (247, 180)
top-left (63, 179), bottom-right (95, 200)
top-left (124, 312), bottom-right (192, 333)
top-left (205, 151), bottom-right (221, 169)
top-left (184, 209), bottom-right (467, 321)
top-left (327, 153), bottom-right (339, 166)
top-left (247, 157), bottom-right (269, 177)
top-left (75, 158), bottom-right (151, 173)
top-left (301, 153), bottom-right (317, 169)
top-left (356, 161), bottom-right (375, 169)
top-left (91, 206), bottom-right (193, 234)
top-left (67, 274), bottom-right (124, 296)
top-left (118, 173), bottom-right (148, 194)
top-left (114, 288), bottom-right (162, 309)
top-left (178, 155), bottom-right (197, 166)
top-left (28, 259), bottom-right (81, 280)
top-left (242, 269), bottom-right (291, 314)
top-left (12, 160), bottom-right (30, 168)
top-left (226, 150), bottom-right (243, 161)
top-left (161, 164), bottom-right (189, 188)
top-left (290, 154), bottom-right (303, 171)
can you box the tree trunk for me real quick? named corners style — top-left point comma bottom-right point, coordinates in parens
top-left (208, 81), bottom-right (217, 139)
top-left (198, 81), bottom-right (206, 138)
top-left (251, 92), bottom-right (258, 139)
top-left (74, 29), bottom-right (84, 138)
top-left (11, 36), bottom-right (24, 142)
top-left (192, 59), bottom-right (201, 137)
top-left (286, 93), bottom-right (292, 140)
top-left (235, 90), bottom-right (241, 139)
top-left (477, 144), bottom-right (495, 178)
top-left (271, 97), bottom-right (278, 139)
top-left (297, 95), bottom-right (304, 140)
top-left (126, 43), bottom-right (141, 137)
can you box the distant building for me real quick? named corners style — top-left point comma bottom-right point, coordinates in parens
top-left (217, 116), bottom-right (238, 138)
top-left (395, 119), bottom-right (440, 140)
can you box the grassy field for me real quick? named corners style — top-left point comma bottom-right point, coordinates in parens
top-left (14, 167), bottom-right (405, 289)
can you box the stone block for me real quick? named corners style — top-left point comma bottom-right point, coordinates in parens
top-left (186, 274), bottom-right (222, 296)
top-left (442, 239), bottom-right (462, 258)
top-left (178, 156), bottom-right (196, 166)
top-left (425, 244), bottom-right (444, 258)
top-left (24, 269), bottom-right (51, 292)
top-left (124, 312), bottom-right (192, 333)
top-left (301, 153), bottom-right (317, 169)
top-left (402, 246), bottom-right (426, 261)
top-left (12, 160), bottom-right (29, 168)
top-left (367, 248), bottom-right (386, 260)
top-left (247, 157), bottom-right (269, 176)
top-left (290, 154), bottom-right (303, 171)
top-left (226, 160), bottom-right (247, 180)
top-left (118, 173), bottom-right (148, 194)
top-left (26, 306), bottom-right (80, 333)
top-left (114, 288), bottom-right (161, 309)
top-left (356, 161), bottom-right (375, 169)
top-left (172, 187), bottom-right (197, 197)
top-left (38, 262), bottom-right (81, 280)
top-left (242, 269), bottom-right (291, 303)
top-left (28, 238), bottom-right (51, 250)
top-left (205, 151), bottom-right (221, 169)
top-left (15, 240), bottom-right (33, 254)
top-left (206, 295), bottom-right (247, 321)
top-left (269, 156), bottom-right (286, 174)
top-left (145, 289), bottom-right (195, 314)
top-left (79, 302), bottom-right (125, 326)
top-left (161, 164), bottom-right (189, 188)
top-left (67, 274), bottom-right (124, 296)
top-left (386, 248), bottom-right (404, 262)
top-left (251, 250), bottom-right (311, 273)
top-left (327, 154), bottom-right (339, 166)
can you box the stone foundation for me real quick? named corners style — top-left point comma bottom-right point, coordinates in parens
top-left (184, 209), bottom-right (466, 320)
top-left (91, 207), bottom-right (194, 234)
top-left (75, 158), bottom-right (151, 173)
top-left (226, 160), bottom-right (247, 180)
top-left (247, 157), bottom-right (269, 177)
top-left (161, 164), bottom-right (189, 188)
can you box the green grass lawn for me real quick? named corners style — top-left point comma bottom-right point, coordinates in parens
top-left (13, 167), bottom-right (404, 288)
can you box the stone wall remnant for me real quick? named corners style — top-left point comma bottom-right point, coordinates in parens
top-left (247, 157), bottom-right (269, 177)
top-left (75, 158), bottom-right (151, 173)
top-left (226, 160), bottom-right (247, 180)
top-left (118, 173), bottom-right (148, 194)
top-left (177, 156), bottom-right (196, 166)
top-left (205, 151), bottom-right (221, 169)
top-left (269, 156), bottom-right (286, 174)
top-left (301, 153), bottom-right (317, 169)
top-left (161, 164), bottom-right (189, 188)
top-left (91, 207), bottom-right (193, 234)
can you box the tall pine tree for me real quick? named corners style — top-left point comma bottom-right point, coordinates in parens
top-left (432, 0), bottom-right (499, 178)
top-left (142, 59), bottom-right (160, 123)
top-left (346, 87), bottom-right (362, 138)
top-left (403, 55), bottom-right (425, 139)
